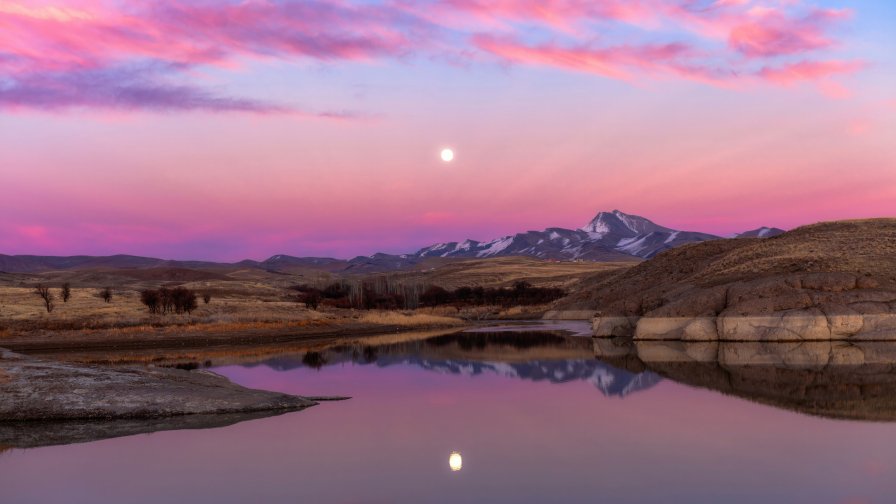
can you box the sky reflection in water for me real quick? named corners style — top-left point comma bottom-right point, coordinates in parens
top-left (1, 328), bottom-right (895, 503)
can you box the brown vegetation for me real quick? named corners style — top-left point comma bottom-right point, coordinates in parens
top-left (98, 287), bottom-right (113, 303)
top-left (33, 285), bottom-right (54, 313)
top-left (0, 256), bottom-right (627, 348)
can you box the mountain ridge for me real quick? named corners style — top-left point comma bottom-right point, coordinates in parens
top-left (0, 210), bottom-right (780, 274)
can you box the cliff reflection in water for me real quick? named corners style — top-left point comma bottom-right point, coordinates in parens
top-left (246, 331), bottom-right (662, 398)
top-left (594, 337), bottom-right (896, 421)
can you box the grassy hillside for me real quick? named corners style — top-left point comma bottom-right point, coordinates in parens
top-left (558, 219), bottom-right (896, 317)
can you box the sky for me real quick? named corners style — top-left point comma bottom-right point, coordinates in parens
top-left (1, 0), bottom-right (894, 261)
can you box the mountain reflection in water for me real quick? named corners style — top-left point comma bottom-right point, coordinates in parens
top-left (243, 330), bottom-right (663, 398)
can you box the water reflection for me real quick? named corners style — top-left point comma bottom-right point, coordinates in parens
top-left (594, 338), bottom-right (896, 421)
top-left (245, 330), bottom-right (662, 398)
top-left (4, 326), bottom-right (896, 503)
top-left (246, 328), bottom-right (896, 422)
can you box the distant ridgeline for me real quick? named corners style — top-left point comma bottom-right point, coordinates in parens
top-left (0, 210), bottom-right (783, 275)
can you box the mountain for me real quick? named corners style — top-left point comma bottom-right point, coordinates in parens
top-left (416, 210), bottom-right (721, 261)
top-left (734, 226), bottom-right (785, 238)
top-left (0, 254), bottom-right (224, 274)
top-left (580, 209), bottom-right (673, 238)
top-left (0, 210), bottom-right (783, 273)
top-left (415, 227), bottom-right (632, 261)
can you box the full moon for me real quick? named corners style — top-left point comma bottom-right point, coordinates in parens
top-left (440, 148), bottom-right (454, 162)
top-left (449, 451), bottom-right (463, 472)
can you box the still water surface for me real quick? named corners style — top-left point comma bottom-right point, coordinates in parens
top-left (2, 322), bottom-right (895, 503)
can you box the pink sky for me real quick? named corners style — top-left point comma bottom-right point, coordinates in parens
top-left (1, 0), bottom-right (894, 260)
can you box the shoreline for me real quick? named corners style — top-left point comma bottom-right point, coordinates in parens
top-left (0, 319), bottom-right (470, 355)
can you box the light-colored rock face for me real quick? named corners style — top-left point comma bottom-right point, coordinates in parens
top-left (0, 348), bottom-right (316, 422)
top-left (598, 313), bottom-right (896, 342)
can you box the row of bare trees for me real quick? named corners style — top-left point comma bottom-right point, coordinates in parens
top-left (290, 278), bottom-right (565, 311)
top-left (32, 283), bottom-right (210, 315)
top-left (33, 283), bottom-right (112, 313)
top-left (139, 287), bottom-right (199, 314)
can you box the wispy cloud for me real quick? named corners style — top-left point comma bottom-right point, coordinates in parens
top-left (757, 59), bottom-right (865, 84)
top-left (727, 7), bottom-right (850, 58)
top-left (0, 0), bottom-right (431, 113)
top-left (465, 0), bottom-right (860, 86)
top-left (0, 0), bottom-right (863, 113)
top-left (0, 63), bottom-right (294, 113)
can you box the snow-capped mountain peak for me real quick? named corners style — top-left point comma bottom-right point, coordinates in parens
top-left (579, 209), bottom-right (673, 239)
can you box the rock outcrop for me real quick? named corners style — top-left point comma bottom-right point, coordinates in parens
top-left (580, 219), bottom-right (896, 341)
top-left (0, 348), bottom-right (316, 422)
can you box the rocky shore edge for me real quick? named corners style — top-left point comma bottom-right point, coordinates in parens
top-left (0, 348), bottom-right (317, 422)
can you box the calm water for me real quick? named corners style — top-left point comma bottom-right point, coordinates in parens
top-left (2, 322), bottom-right (896, 503)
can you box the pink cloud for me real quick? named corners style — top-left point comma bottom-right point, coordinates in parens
top-left (438, 0), bottom-right (654, 28)
top-left (465, 0), bottom-right (858, 90)
top-left (473, 34), bottom-right (726, 83)
top-left (472, 33), bottom-right (860, 88)
top-left (728, 7), bottom-right (850, 57)
top-left (0, 0), bottom-right (863, 113)
top-left (757, 59), bottom-right (864, 84)
top-left (0, 0), bottom-right (430, 112)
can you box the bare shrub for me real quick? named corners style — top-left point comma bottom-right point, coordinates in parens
top-left (34, 284), bottom-right (54, 313)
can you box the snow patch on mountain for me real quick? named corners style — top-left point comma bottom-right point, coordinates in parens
top-left (477, 236), bottom-right (514, 257)
top-left (617, 235), bottom-right (651, 255)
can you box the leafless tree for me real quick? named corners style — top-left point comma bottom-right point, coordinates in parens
top-left (140, 287), bottom-right (197, 314)
top-left (61, 282), bottom-right (71, 303)
top-left (140, 289), bottom-right (160, 314)
top-left (34, 284), bottom-right (54, 313)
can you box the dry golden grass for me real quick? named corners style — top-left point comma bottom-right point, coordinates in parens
top-left (380, 256), bottom-right (634, 290)
top-left (559, 218), bottom-right (896, 314)
top-left (0, 255), bottom-right (631, 343)
top-left (0, 285), bottom-right (332, 335)
top-left (356, 311), bottom-right (465, 327)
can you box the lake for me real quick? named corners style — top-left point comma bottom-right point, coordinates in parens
top-left (2, 321), bottom-right (895, 503)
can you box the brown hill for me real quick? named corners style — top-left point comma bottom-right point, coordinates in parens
top-left (560, 219), bottom-right (896, 340)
